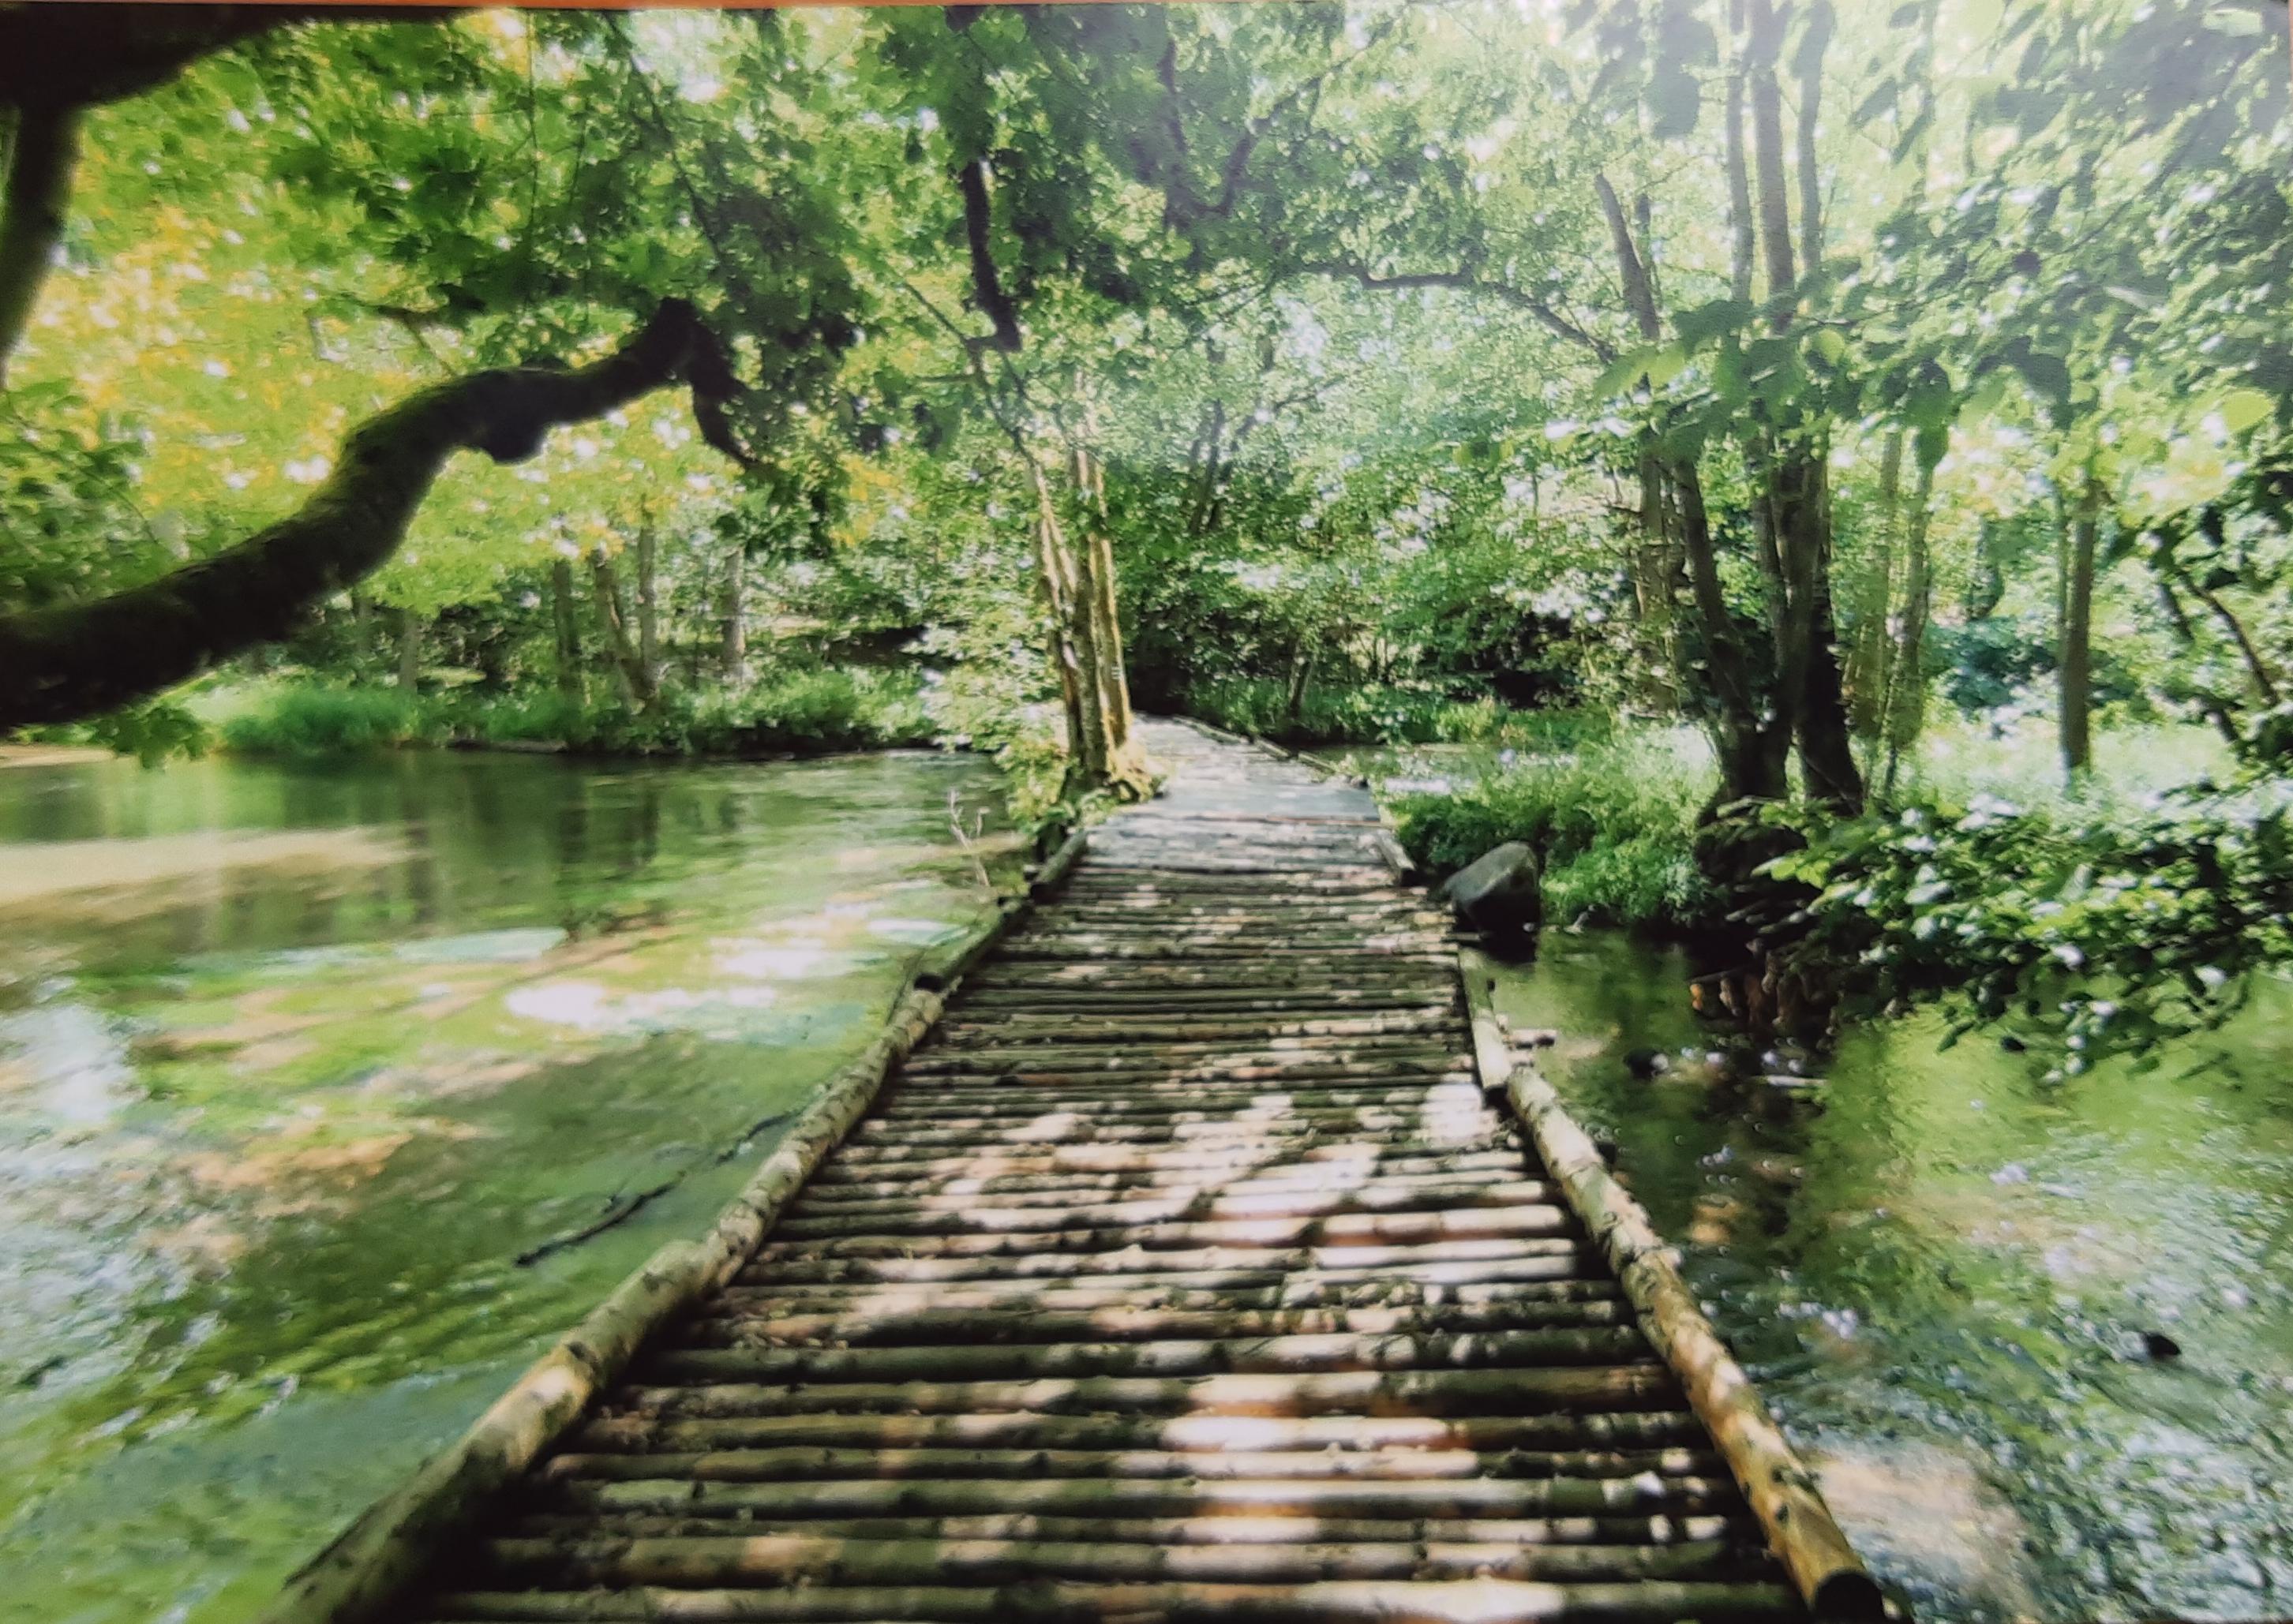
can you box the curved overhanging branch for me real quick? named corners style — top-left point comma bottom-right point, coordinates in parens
top-left (0, 101), bottom-right (81, 384)
top-left (0, 299), bottom-right (738, 728)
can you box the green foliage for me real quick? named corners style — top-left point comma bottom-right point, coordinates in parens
top-left (1759, 776), bottom-right (2293, 1069)
top-left (220, 684), bottom-right (433, 755)
top-left (35, 697), bottom-right (215, 765)
top-left (433, 667), bottom-right (933, 758)
top-left (1186, 679), bottom-right (1508, 748)
top-left (1389, 729), bottom-right (1718, 933)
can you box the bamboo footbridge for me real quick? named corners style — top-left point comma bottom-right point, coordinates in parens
top-left (261, 720), bottom-right (1886, 1624)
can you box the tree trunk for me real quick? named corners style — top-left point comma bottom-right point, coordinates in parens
top-left (1028, 464), bottom-right (1097, 790)
top-left (635, 518), bottom-right (661, 700)
top-left (1056, 446), bottom-right (1152, 800)
top-left (1594, 177), bottom-right (1684, 717)
top-left (1746, 0), bottom-right (1796, 316)
top-left (1793, 1), bottom-right (1833, 283)
top-left (396, 608), bottom-right (421, 693)
top-left (551, 557), bottom-right (582, 697)
top-left (1285, 639), bottom-right (1317, 728)
top-left (1743, 0), bottom-right (1861, 812)
top-left (349, 588), bottom-right (376, 666)
top-left (719, 544), bottom-right (747, 683)
top-left (590, 546), bottom-right (648, 711)
top-left (2059, 481), bottom-right (2098, 783)
top-left (1845, 430), bottom-right (1901, 738)
top-left (1673, 458), bottom-right (1787, 806)
top-left (0, 299), bottom-right (731, 728)
top-left (1722, 5), bottom-right (1755, 305)
top-left (1883, 454), bottom-right (1935, 769)
top-left (0, 101), bottom-right (79, 384)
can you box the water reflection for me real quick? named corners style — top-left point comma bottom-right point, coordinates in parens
top-left (1493, 933), bottom-right (2293, 1622)
top-left (0, 747), bottom-right (1010, 1624)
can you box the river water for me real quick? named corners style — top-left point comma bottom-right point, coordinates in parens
top-left (0, 747), bottom-right (1012, 1624)
top-left (1494, 933), bottom-right (2293, 1623)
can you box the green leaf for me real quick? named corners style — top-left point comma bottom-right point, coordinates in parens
top-left (2202, 6), bottom-right (2265, 36)
top-left (1591, 342), bottom-right (1687, 398)
top-left (2216, 387), bottom-right (2273, 434)
top-left (1675, 297), bottom-right (1755, 349)
top-left (2012, 350), bottom-right (2074, 407)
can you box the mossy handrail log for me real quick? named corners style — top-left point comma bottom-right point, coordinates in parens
top-left (1459, 947), bottom-right (1884, 1622)
top-left (257, 719), bottom-right (1883, 1624)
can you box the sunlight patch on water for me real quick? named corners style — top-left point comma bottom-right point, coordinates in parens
top-left (714, 941), bottom-right (861, 980)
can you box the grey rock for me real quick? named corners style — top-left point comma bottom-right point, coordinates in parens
top-left (1441, 840), bottom-right (1542, 956)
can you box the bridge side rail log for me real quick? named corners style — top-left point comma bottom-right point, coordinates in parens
top-left (252, 869), bottom-right (1067, 1624)
top-left (1459, 947), bottom-right (1885, 1623)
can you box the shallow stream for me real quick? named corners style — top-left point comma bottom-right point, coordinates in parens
top-left (1493, 933), bottom-right (2293, 1622)
top-left (0, 747), bottom-right (1011, 1624)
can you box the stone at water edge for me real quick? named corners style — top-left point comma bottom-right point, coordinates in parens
top-left (1440, 840), bottom-right (1542, 957)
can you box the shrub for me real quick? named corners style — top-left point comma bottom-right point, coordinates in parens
top-left (1186, 678), bottom-right (1515, 747)
top-left (431, 667), bottom-right (935, 758)
top-left (1758, 774), bottom-right (2293, 1068)
top-left (1388, 729), bottom-right (1718, 933)
top-left (221, 685), bottom-right (432, 755)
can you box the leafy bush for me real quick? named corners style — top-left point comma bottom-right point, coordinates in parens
top-left (1187, 678), bottom-right (1511, 747)
top-left (1388, 730), bottom-right (1718, 932)
top-left (1758, 775), bottom-right (2293, 1068)
top-left (433, 667), bottom-right (935, 757)
top-left (221, 685), bottom-right (433, 755)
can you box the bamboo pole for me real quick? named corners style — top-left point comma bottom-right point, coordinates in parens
top-left (611, 1362), bottom-right (1674, 1424)
top-left (642, 1323), bottom-right (1646, 1384)
top-left (473, 1531), bottom-right (1750, 1587)
top-left (538, 1441), bottom-right (1713, 1483)
top-left (499, 1511), bottom-right (1756, 1549)
top-left (537, 1470), bottom-right (1729, 1521)
top-left (1459, 948), bottom-right (1884, 1622)
top-left (565, 1405), bottom-right (1707, 1458)
top-left (253, 896), bottom-right (1036, 1624)
top-left (431, 1577), bottom-right (1798, 1622)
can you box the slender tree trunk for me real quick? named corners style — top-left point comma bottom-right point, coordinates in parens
top-left (551, 557), bottom-right (582, 697)
top-left (1028, 463), bottom-right (1096, 788)
top-left (1674, 458), bottom-right (1788, 805)
top-left (1723, 1), bottom-right (1755, 305)
top-left (590, 546), bottom-right (648, 710)
top-left (1793, 2), bottom-right (1833, 284)
top-left (1595, 176), bottom-right (1684, 716)
top-left (719, 544), bottom-right (747, 683)
top-left (1964, 515), bottom-right (2004, 620)
top-left (350, 588), bottom-right (376, 667)
top-left (1066, 445), bottom-right (1152, 799)
top-left (1746, 0), bottom-right (1797, 315)
top-left (396, 608), bottom-right (421, 692)
top-left (635, 518), bottom-right (661, 700)
top-left (2059, 481), bottom-right (2099, 784)
top-left (1845, 430), bottom-right (1901, 739)
top-left (1286, 638), bottom-right (1317, 728)
top-left (1025, 450), bottom-right (1151, 802)
top-left (1743, 0), bottom-right (1861, 812)
top-left (2155, 577), bottom-right (2246, 748)
top-left (1883, 455), bottom-right (1935, 771)
top-left (0, 102), bottom-right (79, 385)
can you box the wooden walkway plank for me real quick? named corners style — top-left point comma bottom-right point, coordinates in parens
top-left (257, 719), bottom-right (1883, 1624)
